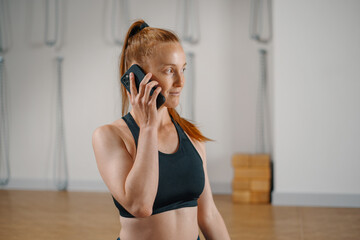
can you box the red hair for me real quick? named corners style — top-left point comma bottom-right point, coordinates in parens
top-left (119, 19), bottom-right (213, 143)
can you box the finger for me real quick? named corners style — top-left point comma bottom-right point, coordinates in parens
top-left (143, 81), bottom-right (159, 103)
top-left (129, 72), bottom-right (137, 97)
top-left (138, 73), bottom-right (152, 98)
top-left (149, 86), bottom-right (162, 107)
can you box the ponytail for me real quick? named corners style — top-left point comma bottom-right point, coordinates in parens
top-left (120, 20), bottom-right (146, 117)
top-left (168, 108), bottom-right (213, 142)
top-left (119, 19), bottom-right (213, 143)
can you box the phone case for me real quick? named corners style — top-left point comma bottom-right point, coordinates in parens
top-left (121, 64), bottom-right (166, 109)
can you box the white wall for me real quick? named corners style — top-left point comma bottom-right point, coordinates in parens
top-left (2, 0), bottom-right (359, 207)
top-left (272, 0), bottom-right (360, 207)
top-left (1, 0), bottom-right (238, 193)
top-left (230, 0), bottom-right (274, 155)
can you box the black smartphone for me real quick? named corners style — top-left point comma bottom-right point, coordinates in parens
top-left (121, 64), bottom-right (166, 109)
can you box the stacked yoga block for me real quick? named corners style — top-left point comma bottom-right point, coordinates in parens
top-left (232, 154), bottom-right (271, 204)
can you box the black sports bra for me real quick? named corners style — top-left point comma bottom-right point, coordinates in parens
top-left (112, 112), bottom-right (205, 218)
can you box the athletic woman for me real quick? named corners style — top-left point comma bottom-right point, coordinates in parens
top-left (92, 20), bottom-right (231, 240)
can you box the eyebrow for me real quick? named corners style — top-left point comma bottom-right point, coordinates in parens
top-left (161, 63), bottom-right (187, 67)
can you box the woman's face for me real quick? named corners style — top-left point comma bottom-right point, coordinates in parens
top-left (143, 42), bottom-right (186, 109)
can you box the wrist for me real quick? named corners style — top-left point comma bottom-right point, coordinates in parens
top-left (140, 125), bottom-right (157, 133)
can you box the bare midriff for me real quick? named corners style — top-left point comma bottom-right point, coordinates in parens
top-left (118, 206), bottom-right (199, 240)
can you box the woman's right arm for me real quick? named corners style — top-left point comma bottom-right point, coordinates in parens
top-left (92, 125), bottom-right (159, 218)
top-left (92, 71), bottom-right (162, 218)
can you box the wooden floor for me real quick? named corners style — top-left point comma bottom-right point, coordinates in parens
top-left (0, 190), bottom-right (359, 240)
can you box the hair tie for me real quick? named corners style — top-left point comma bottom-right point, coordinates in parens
top-left (129, 22), bottom-right (149, 38)
top-left (140, 22), bottom-right (149, 30)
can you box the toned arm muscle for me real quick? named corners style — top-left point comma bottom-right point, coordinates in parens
top-left (92, 124), bottom-right (159, 218)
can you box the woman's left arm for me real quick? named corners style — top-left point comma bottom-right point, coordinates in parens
top-left (195, 141), bottom-right (231, 240)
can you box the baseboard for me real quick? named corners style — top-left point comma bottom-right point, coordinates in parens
top-left (0, 178), bottom-right (232, 194)
top-left (0, 178), bottom-right (108, 192)
top-left (272, 192), bottom-right (360, 208)
top-left (0, 178), bottom-right (55, 190)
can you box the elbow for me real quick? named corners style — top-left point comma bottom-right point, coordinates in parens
top-left (131, 204), bottom-right (153, 218)
top-left (126, 198), bottom-right (153, 218)
top-left (120, 190), bottom-right (154, 218)
top-left (114, 193), bottom-right (153, 218)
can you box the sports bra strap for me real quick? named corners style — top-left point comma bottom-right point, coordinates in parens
top-left (171, 118), bottom-right (188, 140)
top-left (122, 113), bottom-right (140, 148)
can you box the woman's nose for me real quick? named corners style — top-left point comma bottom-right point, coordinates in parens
top-left (174, 71), bottom-right (184, 87)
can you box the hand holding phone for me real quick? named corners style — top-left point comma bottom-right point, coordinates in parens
top-left (121, 64), bottom-right (166, 109)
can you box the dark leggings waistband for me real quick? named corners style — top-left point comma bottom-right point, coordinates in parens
top-left (117, 236), bottom-right (200, 240)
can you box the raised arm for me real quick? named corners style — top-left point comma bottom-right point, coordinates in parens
top-left (92, 124), bottom-right (158, 218)
top-left (92, 71), bottom-right (163, 218)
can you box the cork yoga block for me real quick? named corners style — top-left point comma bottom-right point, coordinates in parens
top-left (232, 179), bottom-right (250, 190)
top-left (251, 191), bottom-right (270, 203)
top-left (233, 190), bottom-right (270, 204)
top-left (232, 190), bottom-right (251, 203)
top-left (234, 168), bottom-right (271, 180)
top-left (232, 154), bottom-right (250, 168)
top-left (232, 153), bottom-right (271, 204)
top-left (250, 180), bottom-right (271, 191)
top-left (232, 154), bottom-right (270, 168)
top-left (232, 179), bottom-right (270, 192)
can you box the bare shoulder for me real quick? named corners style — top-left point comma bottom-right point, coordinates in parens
top-left (92, 123), bottom-right (122, 146)
top-left (91, 120), bottom-right (136, 210)
top-left (92, 118), bottom-right (135, 160)
top-left (92, 124), bottom-right (123, 159)
top-left (92, 117), bottom-right (128, 142)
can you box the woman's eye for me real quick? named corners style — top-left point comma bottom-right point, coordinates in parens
top-left (166, 68), bottom-right (173, 74)
top-left (182, 68), bottom-right (186, 72)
